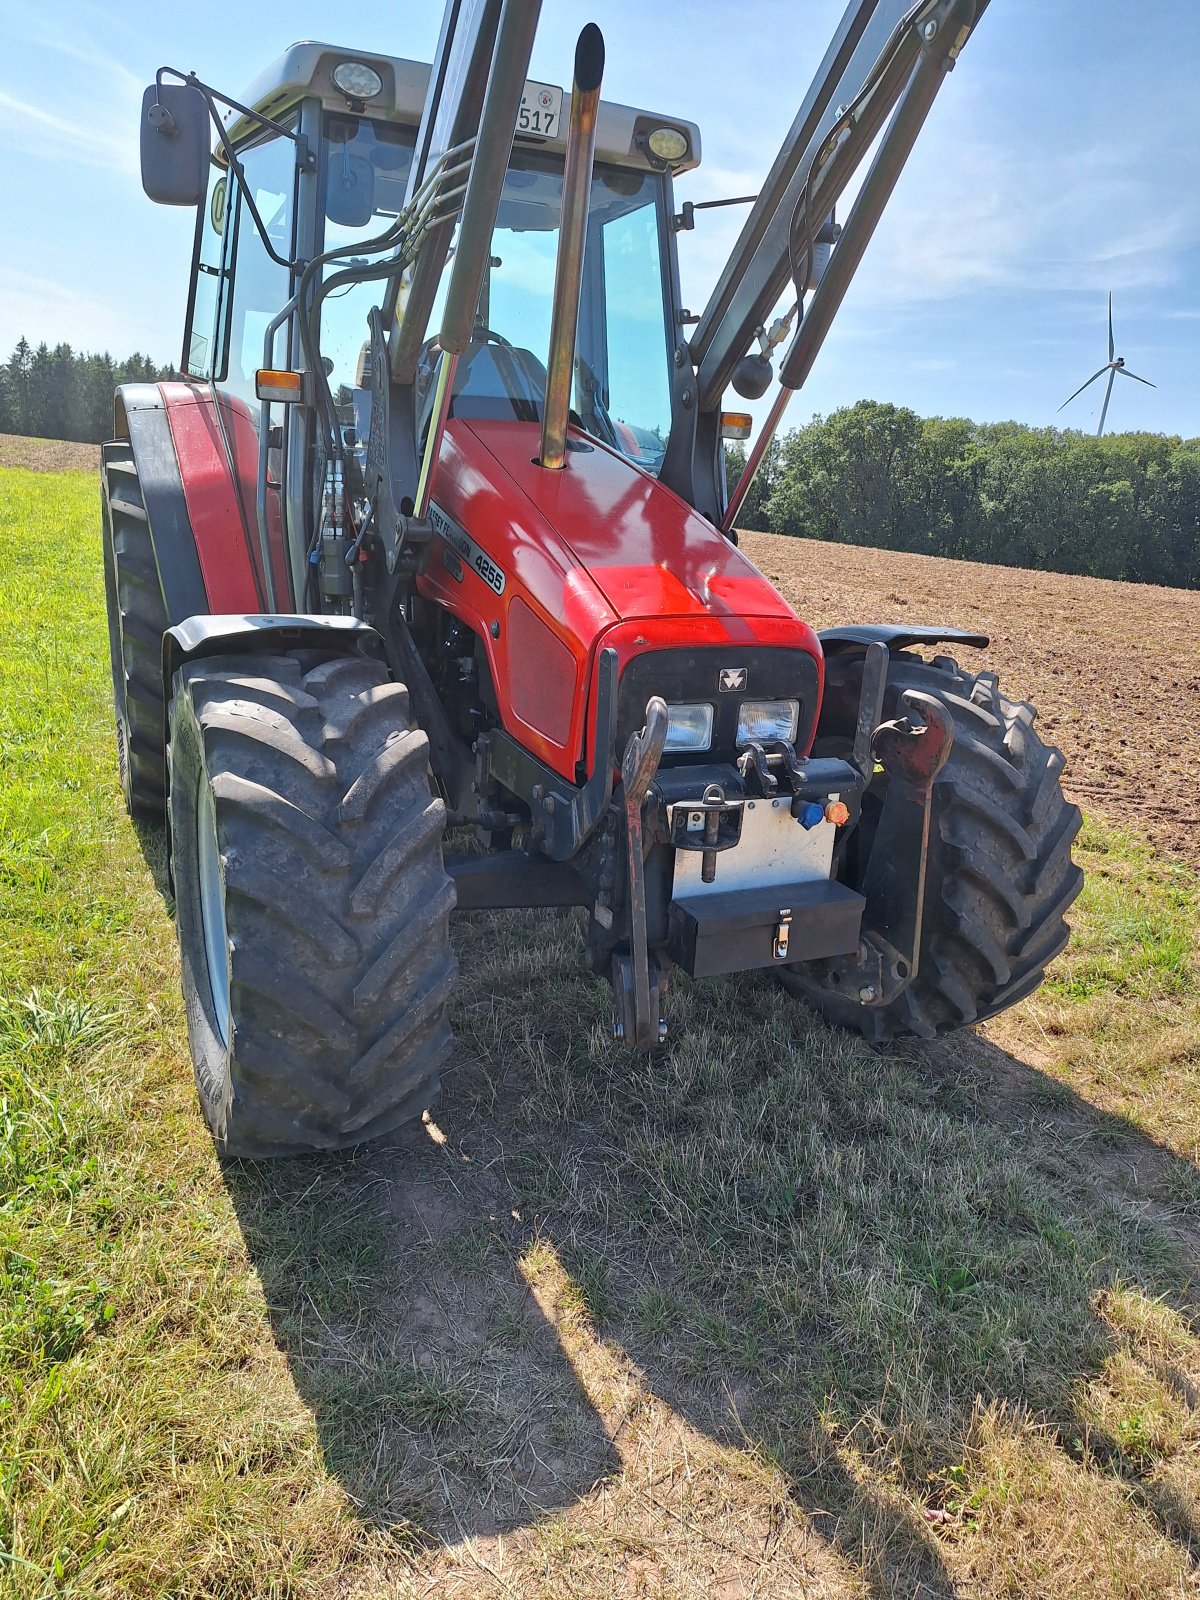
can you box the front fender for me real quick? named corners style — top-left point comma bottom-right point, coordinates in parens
top-left (814, 625), bottom-right (989, 753)
top-left (818, 624), bottom-right (989, 655)
top-left (162, 613), bottom-right (386, 704)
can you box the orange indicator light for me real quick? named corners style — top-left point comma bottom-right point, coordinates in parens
top-left (255, 368), bottom-right (304, 403)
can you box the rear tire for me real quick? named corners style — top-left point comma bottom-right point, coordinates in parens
top-left (101, 446), bottom-right (168, 816)
top-left (167, 649), bottom-right (457, 1157)
top-left (782, 651), bottom-right (1083, 1041)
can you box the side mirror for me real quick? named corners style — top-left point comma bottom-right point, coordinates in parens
top-left (140, 83), bottom-right (209, 206)
top-left (325, 153), bottom-right (375, 229)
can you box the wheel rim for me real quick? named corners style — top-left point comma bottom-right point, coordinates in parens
top-left (196, 774), bottom-right (231, 1047)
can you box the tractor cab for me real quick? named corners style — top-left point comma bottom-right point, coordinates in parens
top-left (178, 42), bottom-right (698, 607)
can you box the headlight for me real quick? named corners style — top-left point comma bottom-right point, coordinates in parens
top-left (664, 702), bottom-right (713, 753)
top-left (736, 698), bottom-right (799, 746)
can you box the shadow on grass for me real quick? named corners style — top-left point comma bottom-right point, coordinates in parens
top-left (221, 910), bottom-right (1200, 1596)
top-left (130, 815), bottom-right (171, 901)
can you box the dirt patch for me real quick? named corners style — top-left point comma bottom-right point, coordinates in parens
top-left (741, 531), bottom-right (1200, 864)
top-left (0, 433), bottom-right (99, 473)
top-left (5, 429), bottom-right (1194, 852)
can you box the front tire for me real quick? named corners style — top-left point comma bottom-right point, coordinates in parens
top-left (782, 651), bottom-right (1083, 1041)
top-left (168, 649), bottom-right (457, 1157)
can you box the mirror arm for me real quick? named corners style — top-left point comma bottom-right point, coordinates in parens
top-left (155, 67), bottom-right (308, 150)
top-left (672, 194), bottom-right (758, 233)
top-left (154, 67), bottom-right (312, 274)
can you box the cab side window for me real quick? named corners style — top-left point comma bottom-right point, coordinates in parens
top-left (185, 162), bottom-right (231, 380)
top-left (223, 132), bottom-right (298, 408)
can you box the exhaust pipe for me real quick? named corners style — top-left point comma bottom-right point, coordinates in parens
top-left (539, 23), bottom-right (604, 470)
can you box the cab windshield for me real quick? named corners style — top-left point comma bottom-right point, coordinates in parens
top-left (319, 114), bottom-right (675, 473)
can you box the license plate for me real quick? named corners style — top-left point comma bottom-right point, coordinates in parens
top-left (517, 79), bottom-right (562, 140)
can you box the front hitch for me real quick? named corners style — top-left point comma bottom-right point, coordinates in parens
top-left (612, 696), bottom-right (669, 1049)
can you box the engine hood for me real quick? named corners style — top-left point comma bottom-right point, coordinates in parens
top-left (450, 417), bottom-right (801, 629)
top-left (419, 417), bottom-right (821, 782)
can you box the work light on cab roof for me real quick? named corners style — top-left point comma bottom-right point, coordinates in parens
top-left (331, 60), bottom-right (384, 104)
top-left (104, 0), bottom-right (1083, 1159)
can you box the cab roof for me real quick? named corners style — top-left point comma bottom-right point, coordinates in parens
top-left (225, 40), bottom-right (701, 175)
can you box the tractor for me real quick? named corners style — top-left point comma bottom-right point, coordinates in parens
top-left (103, 0), bottom-right (1082, 1157)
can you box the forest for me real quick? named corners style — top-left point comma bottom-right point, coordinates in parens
top-left (4, 338), bottom-right (1197, 591)
top-left (728, 400), bottom-right (1200, 588)
top-left (0, 338), bottom-right (170, 447)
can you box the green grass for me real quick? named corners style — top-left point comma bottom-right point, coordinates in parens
top-left (1006, 818), bottom-right (1200, 1159)
top-left (2, 463), bottom-right (1200, 1598)
top-left (1044, 820), bottom-right (1195, 1003)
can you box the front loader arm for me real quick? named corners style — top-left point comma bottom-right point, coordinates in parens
top-left (660, 0), bottom-right (988, 521)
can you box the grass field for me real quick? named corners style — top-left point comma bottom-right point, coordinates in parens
top-left (3, 463), bottom-right (1200, 1598)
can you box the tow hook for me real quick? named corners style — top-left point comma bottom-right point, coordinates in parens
top-left (736, 737), bottom-right (807, 796)
top-left (613, 696), bottom-right (669, 1049)
top-left (670, 781), bottom-right (744, 884)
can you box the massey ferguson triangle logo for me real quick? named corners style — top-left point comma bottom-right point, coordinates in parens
top-left (719, 667), bottom-right (748, 692)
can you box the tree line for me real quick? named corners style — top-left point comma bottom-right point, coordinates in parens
top-left (6, 342), bottom-right (1197, 589)
top-left (0, 338), bottom-right (172, 446)
top-left (729, 399), bottom-right (1200, 590)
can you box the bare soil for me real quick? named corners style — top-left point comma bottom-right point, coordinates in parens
top-left (742, 530), bottom-right (1200, 863)
top-left (0, 433), bottom-right (99, 473)
top-left (6, 431), bottom-right (1195, 856)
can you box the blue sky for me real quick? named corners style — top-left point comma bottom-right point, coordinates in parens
top-left (1, 0), bottom-right (1197, 437)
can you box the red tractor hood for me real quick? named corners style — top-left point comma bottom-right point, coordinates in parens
top-left (449, 418), bottom-right (799, 627)
top-left (419, 417), bottom-right (821, 780)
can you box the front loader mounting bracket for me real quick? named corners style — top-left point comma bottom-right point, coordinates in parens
top-left (861, 689), bottom-right (955, 984)
top-left (613, 695), bottom-right (670, 1049)
top-left (802, 688), bottom-right (954, 1007)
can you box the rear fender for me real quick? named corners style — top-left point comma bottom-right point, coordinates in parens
top-left (115, 381), bottom-right (290, 625)
top-left (114, 384), bottom-right (208, 623)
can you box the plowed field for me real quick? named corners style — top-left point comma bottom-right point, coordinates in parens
top-left (9, 436), bottom-right (1196, 859)
top-left (742, 530), bottom-right (1200, 864)
top-left (0, 433), bottom-right (98, 472)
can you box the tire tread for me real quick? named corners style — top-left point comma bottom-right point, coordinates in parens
top-left (171, 650), bottom-right (457, 1157)
top-left (103, 460), bottom-right (167, 814)
top-left (785, 653), bottom-right (1082, 1040)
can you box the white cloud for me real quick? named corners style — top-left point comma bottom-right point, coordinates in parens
top-left (0, 87), bottom-right (138, 177)
top-left (16, 24), bottom-right (144, 99)
top-left (848, 127), bottom-right (1200, 308)
top-left (0, 12), bottom-right (145, 181)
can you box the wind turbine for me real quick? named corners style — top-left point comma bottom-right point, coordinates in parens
top-left (1058, 293), bottom-right (1156, 436)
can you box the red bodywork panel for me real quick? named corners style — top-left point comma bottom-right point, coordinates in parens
top-left (153, 378), bottom-right (821, 783)
top-left (418, 419), bottom-right (823, 781)
top-left (159, 381), bottom-right (290, 612)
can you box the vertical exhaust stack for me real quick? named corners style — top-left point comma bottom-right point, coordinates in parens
top-left (539, 23), bottom-right (604, 471)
